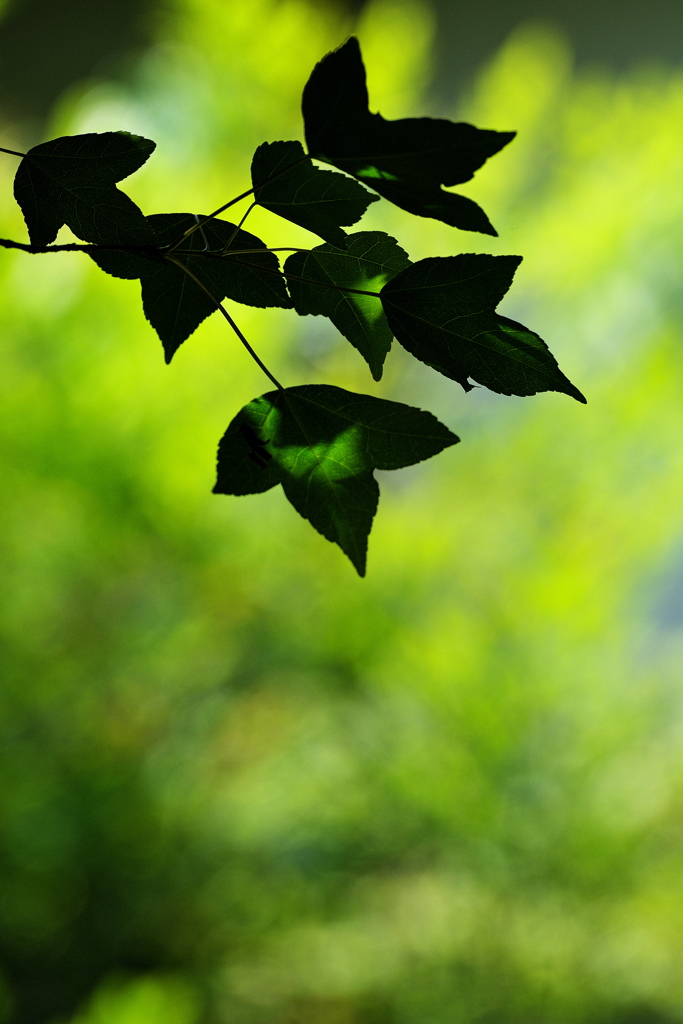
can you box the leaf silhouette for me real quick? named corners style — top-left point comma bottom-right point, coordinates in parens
top-left (91, 213), bottom-right (291, 362)
top-left (381, 254), bottom-right (586, 402)
top-left (14, 131), bottom-right (157, 247)
top-left (213, 384), bottom-right (458, 574)
top-left (251, 140), bottom-right (377, 247)
top-left (302, 38), bottom-right (514, 235)
top-left (284, 231), bottom-right (411, 380)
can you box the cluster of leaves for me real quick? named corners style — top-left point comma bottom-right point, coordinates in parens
top-left (1, 37), bottom-right (584, 575)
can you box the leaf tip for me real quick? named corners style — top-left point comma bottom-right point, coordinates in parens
top-left (335, 35), bottom-right (362, 61)
top-left (348, 546), bottom-right (367, 576)
top-left (557, 370), bottom-right (587, 405)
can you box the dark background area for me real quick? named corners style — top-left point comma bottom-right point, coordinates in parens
top-left (0, 0), bottom-right (682, 124)
top-left (0, 0), bottom-right (161, 123)
top-left (429, 0), bottom-right (683, 102)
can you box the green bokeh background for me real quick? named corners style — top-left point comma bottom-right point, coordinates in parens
top-left (2, 1), bottom-right (683, 1022)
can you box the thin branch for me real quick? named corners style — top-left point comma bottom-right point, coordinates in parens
top-left (173, 152), bottom-right (309, 245)
top-left (202, 186), bottom-right (255, 223)
top-left (164, 254), bottom-right (284, 391)
top-left (217, 202), bottom-right (256, 254)
top-left (213, 254), bottom-right (382, 298)
top-left (170, 246), bottom-right (310, 257)
top-left (282, 268), bottom-right (381, 298)
top-left (0, 238), bottom-right (90, 253)
top-left (0, 237), bottom-right (161, 256)
top-left (0, 237), bottom-right (382, 297)
top-left (168, 202), bottom-right (257, 256)
top-left (168, 248), bottom-right (383, 298)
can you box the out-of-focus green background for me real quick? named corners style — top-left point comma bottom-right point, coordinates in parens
top-left (2, 0), bottom-right (683, 1022)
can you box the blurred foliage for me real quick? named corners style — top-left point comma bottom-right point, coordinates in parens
top-left (0, 0), bottom-right (160, 126)
top-left (2, 2), bottom-right (683, 1023)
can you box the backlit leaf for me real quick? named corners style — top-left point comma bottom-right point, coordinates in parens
top-left (251, 140), bottom-right (377, 247)
top-left (14, 132), bottom-right (156, 247)
top-left (91, 213), bottom-right (291, 362)
top-left (284, 231), bottom-right (411, 380)
top-left (214, 384), bottom-right (458, 574)
top-left (381, 254), bottom-right (586, 402)
top-left (302, 38), bottom-right (514, 235)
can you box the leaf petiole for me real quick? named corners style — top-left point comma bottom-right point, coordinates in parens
top-left (0, 236), bottom-right (381, 299)
top-left (162, 243), bottom-right (383, 298)
top-left (283, 268), bottom-right (381, 298)
top-left (164, 254), bottom-right (284, 390)
top-left (0, 145), bottom-right (26, 158)
top-left (173, 153), bottom-right (310, 246)
top-left (221, 256), bottom-right (382, 298)
top-left (216, 202), bottom-right (257, 255)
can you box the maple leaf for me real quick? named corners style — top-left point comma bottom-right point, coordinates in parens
top-left (284, 230), bottom-right (411, 380)
top-left (214, 384), bottom-right (458, 574)
top-left (252, 140), bottom-right (377, 247)
top-left (14, 131), bottom-right (156, 247)
top-left (381, 254), bottom-right (586, 402)
top-left (302, 38), bottom-right (514, 235)
top-left (91, 213), bottom-right (291, 362)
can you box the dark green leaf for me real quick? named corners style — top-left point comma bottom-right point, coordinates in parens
top-left (381, 254), bottom-right (586, 402)
top-left (213, 384), bottom-right (458, 574)
top-left (251, 140), bottom-right (377, 247)
top-left (90, 213), bottom-right (292, 362)
top-left (284, 231), bottom-right (411, 380)
top-left (302, 37), bottom-right (514, 235)
top-left (14, 132), bottom-right (157, 247)
top-left (89, 248), bottom-right (162, 279)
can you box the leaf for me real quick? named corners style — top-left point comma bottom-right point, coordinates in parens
top-left (213, 384), bottom-right (458, 575)
top-left (251, 140), bottom-right (377, 247)
top-left (14, 131), bottom-right (157, 247)
top-left (91, 213), bottom-right (292, 362)
top-left (284, 231), bottom-right (411, 381)
top-left (302, 37), bottom-right (514, 235)
top-left (380, 254), bottom-right (586, 402)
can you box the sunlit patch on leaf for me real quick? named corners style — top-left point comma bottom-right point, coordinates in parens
top-left (302, 37), bottom-right (514, 234)
top-left (214, 384), bottom-right (458, 574)
top-left (356, 166), bottom-right (399, 182)
top-left (284, 231), bottom-right (411, 380)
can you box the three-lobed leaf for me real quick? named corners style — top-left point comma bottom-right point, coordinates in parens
top-left (302, 38), bottom-right (514, 235)
top-left (14, 131), bottom-right (157, 247)
top-left (213, 384), bottom-right (459, 575)
top-left (381, 254), bottom-right (586, 402)
top-left (251, 140), bottom-right (377, 247)
top-left (284, 230), bottom-right (411, 380)
top-left (91, 213), bottom-right (291, 362)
